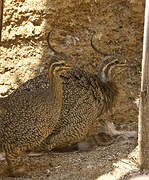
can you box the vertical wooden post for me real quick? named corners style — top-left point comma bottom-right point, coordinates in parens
top-left (0, 0), bottom-right (4, 42)
top-left (138, 0), bottom-right (149, 170)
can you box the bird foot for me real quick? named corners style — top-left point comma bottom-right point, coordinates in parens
top-left (115, 131), bottom-right (137, 145)
top-left (9, 169), bottom-right (29, 177)
top-left (2, 166), bottom-right (29, 177)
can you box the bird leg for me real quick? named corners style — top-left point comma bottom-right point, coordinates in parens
top-left (5, 152), bottom-right (15, 177)
top-left (4, 147), bottom-right (26, 177)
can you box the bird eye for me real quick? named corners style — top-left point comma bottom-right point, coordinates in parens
top-left (114, 60), bottom-right (119, 64)
top-left (61, 63), bottom-right (65, 66)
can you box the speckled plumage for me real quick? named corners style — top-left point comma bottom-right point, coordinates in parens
top-left (34, 31), bottom-right (132, 152)
top-left (0, 61), bottom-right (71, 176)
top-left (5, 61), bottom-right (119, 153)
top-left (38, 65), bottom-right (119, 151)
top-left (1, 56), bottom-right (132, 157)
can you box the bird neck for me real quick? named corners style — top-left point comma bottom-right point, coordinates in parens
top-left (100, 80), bottom-right (119, 112)
top-left (48, 72), bottom-right (63, 107)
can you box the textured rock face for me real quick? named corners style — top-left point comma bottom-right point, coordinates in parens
top-left (0, 0), bottom-right (143, 126)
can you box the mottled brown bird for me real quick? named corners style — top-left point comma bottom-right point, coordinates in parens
top-left (38, 58), bottom-right (132, 151)
top-left (36, 31), bottom-right (134, 152)
top-left (0, 60), bottom-right (71, 176)
top-left (0, 31), bottom-right (134, 160)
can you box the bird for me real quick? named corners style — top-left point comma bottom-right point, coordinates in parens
top-left (0, 31), bottom-right (134, 157)
top-left (34, 30), bottom-right (134, 152)
top-left (37, 58), bottom-right (132, 151)
top-left (0, 60), bottom-right (72, 176)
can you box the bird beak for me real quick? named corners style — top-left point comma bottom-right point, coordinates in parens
top-left (117, 61), bottom-right (135, 68)
top-left (113, 61), bottom-right (135, 79)
top-left (63, 64), bottom-right (72, 71)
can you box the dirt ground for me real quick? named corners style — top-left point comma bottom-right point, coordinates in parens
top-left (0, 0), bottom-right (147, 179)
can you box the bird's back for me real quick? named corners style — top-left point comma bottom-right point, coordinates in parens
top-left (54, 67), bottom-right (104, 130)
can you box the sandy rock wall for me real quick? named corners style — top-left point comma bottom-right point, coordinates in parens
top-left (0, 0), bottom-right (144, 124)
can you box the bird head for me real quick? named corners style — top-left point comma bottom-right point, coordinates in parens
top-left (49, 60), bottom-right (72, 77)
top-left (98, 57), bottom-right (135, 82)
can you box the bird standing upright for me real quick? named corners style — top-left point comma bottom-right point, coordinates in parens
top-left (0, 60), bottom-right (72, 176)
